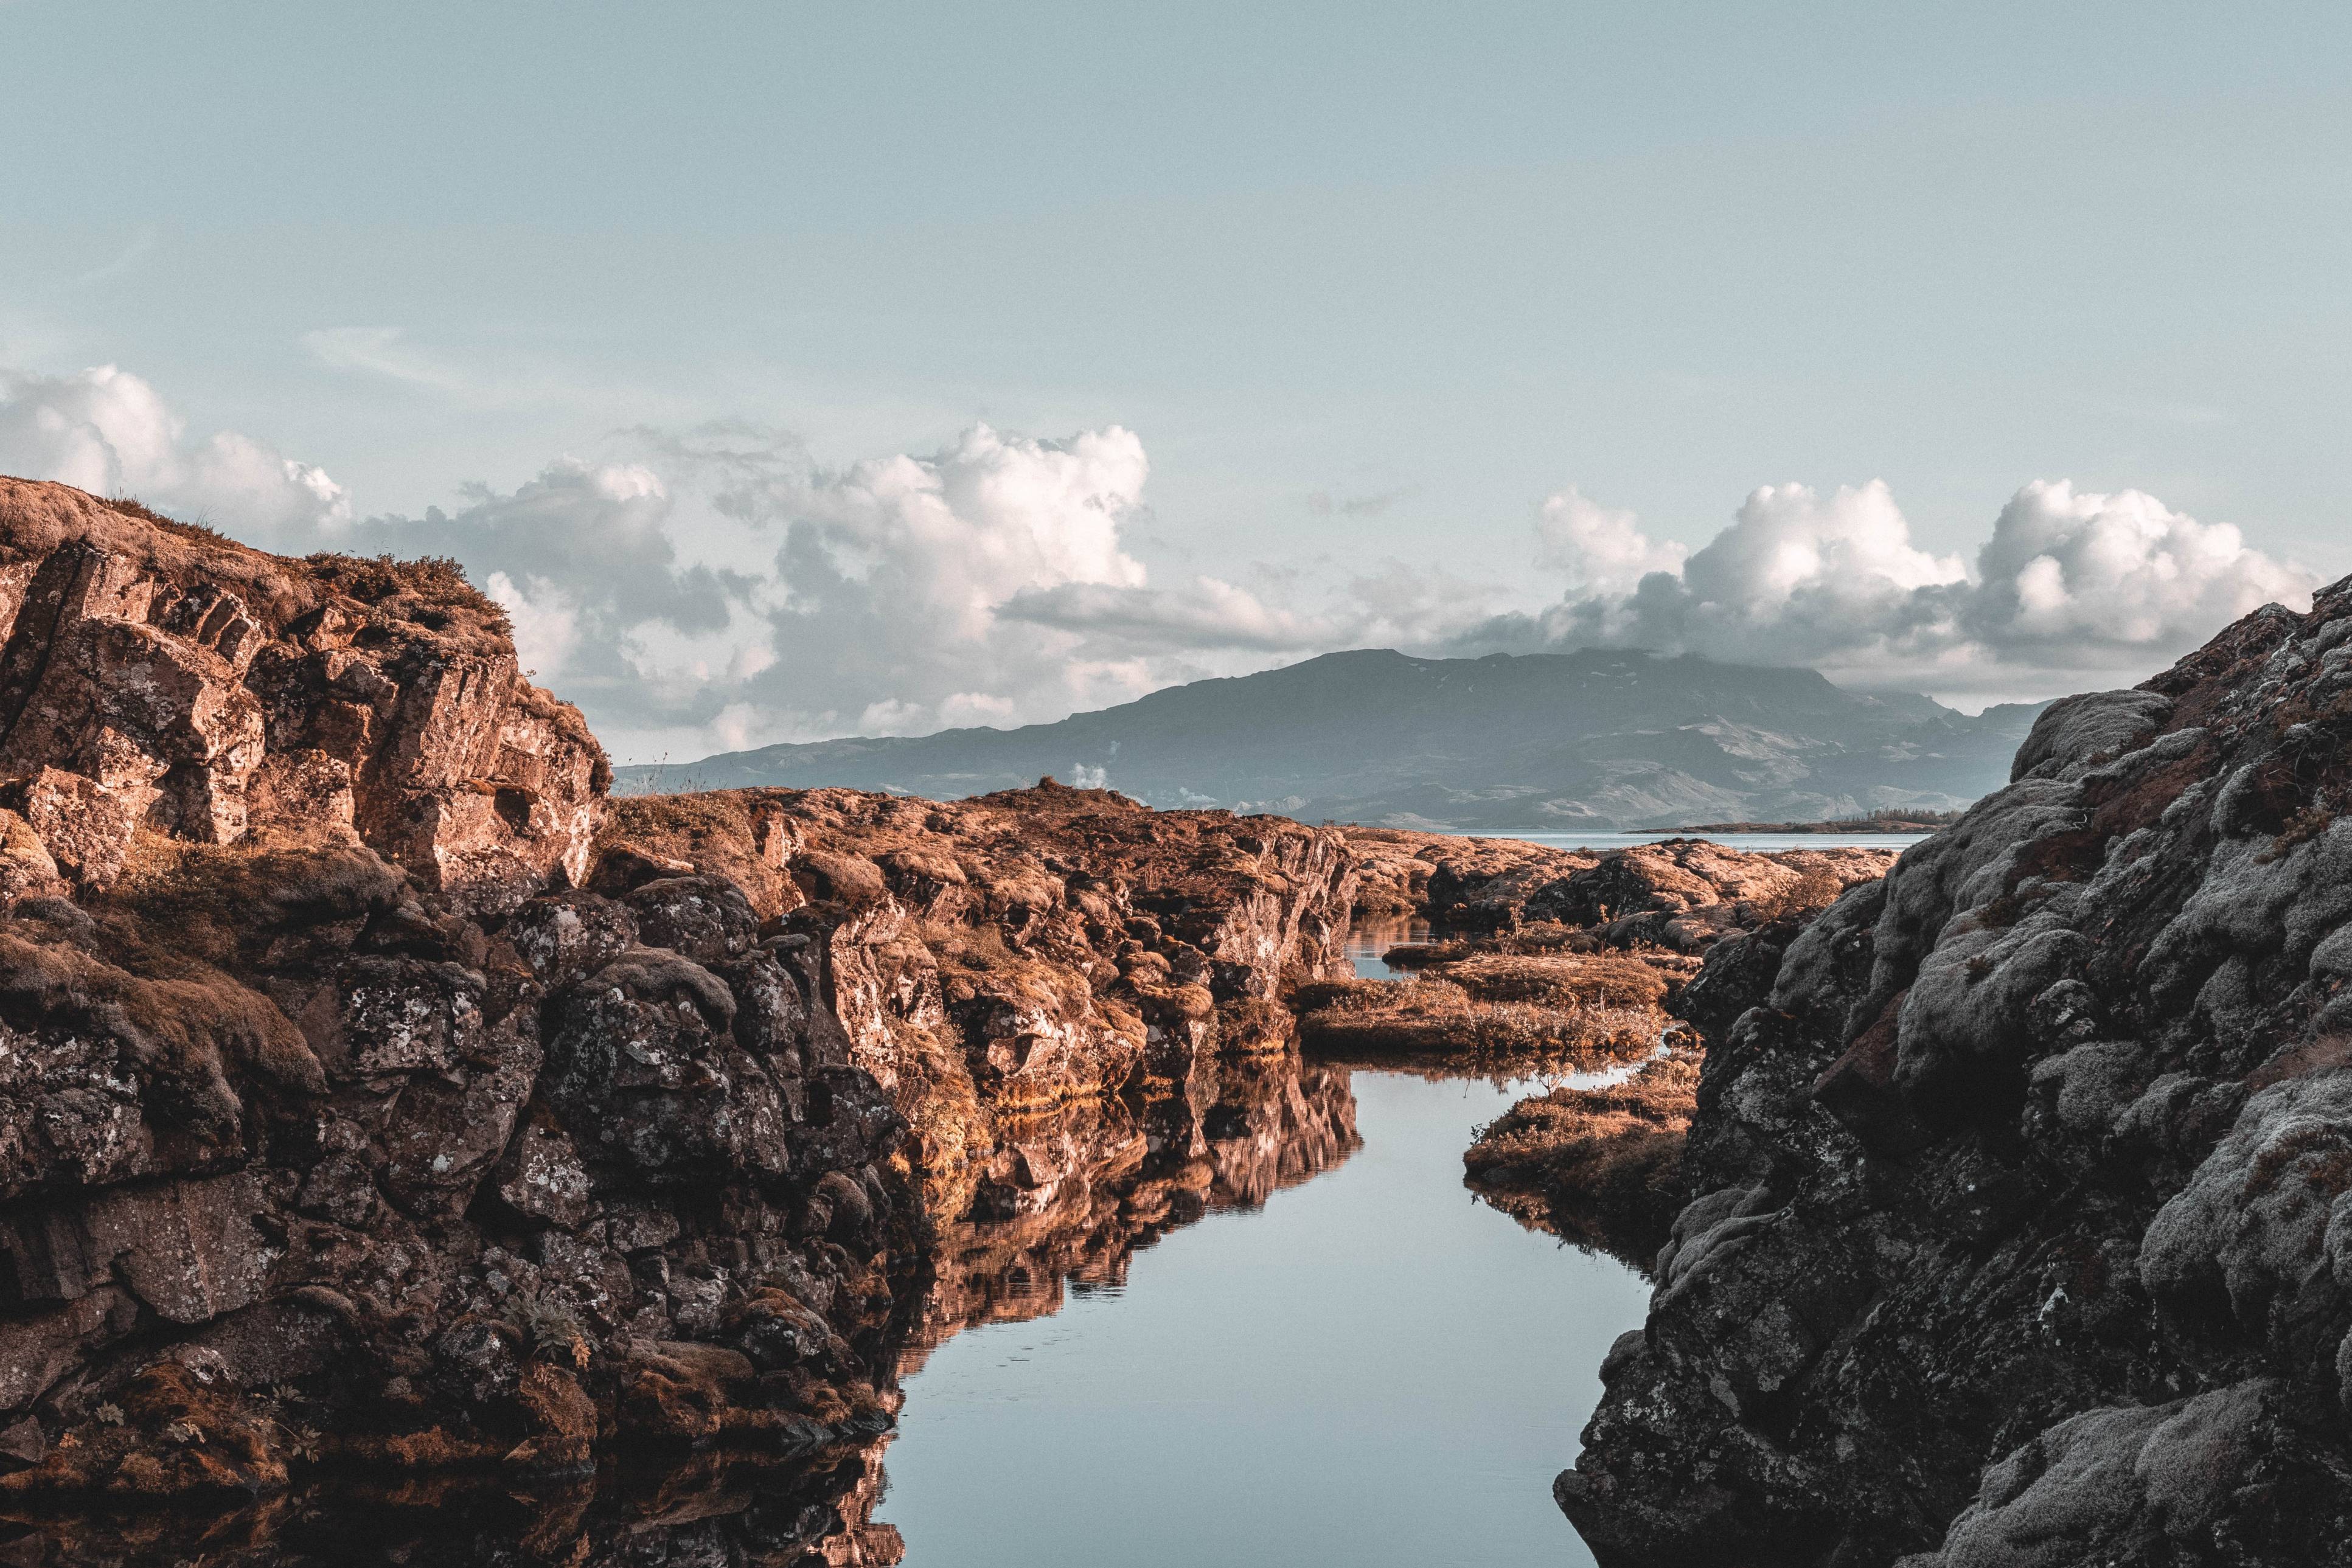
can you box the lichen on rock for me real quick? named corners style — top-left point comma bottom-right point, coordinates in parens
top-left (1562, 571), bottom-right (2352, 1567)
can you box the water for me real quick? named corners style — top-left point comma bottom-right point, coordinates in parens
top-left (832, 830), bottom-right (1879, 1558)
top-left (875, 1070), bottom-right (1651, 1567)
top-left (1431, 830), bottom-right (1930, 853)
top-left (1345, 918), bottom-right (1429, 978)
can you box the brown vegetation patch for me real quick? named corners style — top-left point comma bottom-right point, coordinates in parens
top-left (1427, 951), bottom-right (1673, 1010)
top-left (1293, 975), bottom-right (1664, 1065)
top-left (1462, 1044), bottom-right (1699, 1269)
top-left (299, 552), bottom-right (510, 635)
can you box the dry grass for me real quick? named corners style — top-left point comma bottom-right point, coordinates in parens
top-left (1744, 866), bottom-right (1846, 923)
top-left (1427, 951), bottom-right (1671, 1010)
top-left (1463, 1045), bottom-right (1699, 1269)
top-left (301, 550), bottom-right (511, 635)
top-left (1293, 974), bottom-right (1663, 1064)
top-left (595, 789), bottom-right (801, 917)
top-left (99, 833), bottom-right (406, 971)
top-left (1378, 919), bottom-right (1657, 970)
top-left (100, 494), bottom-right (233, 547)
top-left (919, 915), bottom-right (1018, 971)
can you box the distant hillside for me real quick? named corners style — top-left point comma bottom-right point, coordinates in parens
top-left (614, 648), bottom-right (2048, 830)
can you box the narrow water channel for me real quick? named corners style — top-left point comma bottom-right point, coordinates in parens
top-left (874, 965), bottom-right (1653, 1565)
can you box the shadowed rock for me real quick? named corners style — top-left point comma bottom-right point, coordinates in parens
top-left (0, 482), bottom-right (1357, 1535)
top-left (1563, 573), bottom-right (2352, 1567)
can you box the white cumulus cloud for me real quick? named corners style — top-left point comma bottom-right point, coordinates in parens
top-left (0, 357), bottom-right (2324, 755)
top-left (1458, 477), bottom-right (2314, 699)
top-left (0, 364), bottom-right (350, 542)
top-left (1536, 486), bottom-right (1688, 595)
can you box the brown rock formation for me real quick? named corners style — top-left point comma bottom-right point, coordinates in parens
top-left (1458, 908), bottom-right (1845, 1269)
top-left (0, 477), bottom-right (1365, 1556)
top-left (0, 482), bottom-right (606, 910)
top-left (1464, 1043), bottom-right (1700, 1268)
top-left (1312, 838), bottom-right (1885, 1103)
top-left (1404, 846), bottom-right (1887, 1263)
top-left (1562, 575), bottom-right (2352, 1566)
top-left (1347, 823), bottom-right (1891, 949)
top-left (598, 780), bottom-right (1357, 1215)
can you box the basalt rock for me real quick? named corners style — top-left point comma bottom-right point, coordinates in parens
top-left (0, 819), bottom-right (911, 1505)
top-left (0, 480), bottom-right (1365, 1527)
top-left (600, 780), bottom-right (1357, 1216)
top-left (1352, 824), bottom-right (1894, 949)
top-left (1563, 575), bottom-right (2352, 1567)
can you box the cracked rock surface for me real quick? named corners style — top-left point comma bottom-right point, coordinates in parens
top-left (0, 482), bottom-right (1358, 1545)
top-left (1564, 574), bottom-right (2352, 1566)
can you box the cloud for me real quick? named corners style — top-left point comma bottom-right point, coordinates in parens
top-left (1459, 477), bottom-right (2314, 697)
top-left (0, 358), bottom-right (2319, 758)
top-left (1003, 555), bottom-right (1496, 661)
top-left (1002, 577), bottom-right (1324, 653)
top-left (0, 384), bottom-right (1206, 758)
top-left (0, 364), bottom-right (349, 542)
top-left (1536, 486), bottom-right (1688, 595)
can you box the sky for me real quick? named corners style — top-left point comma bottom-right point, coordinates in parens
top-left (2, 1), bottom-right (2347, 761)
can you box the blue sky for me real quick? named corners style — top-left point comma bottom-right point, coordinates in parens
top-left (3, 2), bottom-right (2347, 758)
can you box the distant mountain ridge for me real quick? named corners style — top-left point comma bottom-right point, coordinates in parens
top-left (614, 648), bottom-right (2048, 830)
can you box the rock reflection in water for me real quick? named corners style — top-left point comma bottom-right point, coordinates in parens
top-left (0, 1445), bottom-right (902, 1566)
top-left (1341, 916), bottom-right (1430, 979)
top-left (0, 1056), bottom-right (1357, 1568)
top-left (903, 1053), bottom-right (1360, 1369)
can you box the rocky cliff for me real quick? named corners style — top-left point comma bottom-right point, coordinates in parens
top-left (0, 480), bottom-right (604, 905)
top-left (1563, 575), bottom-right (2352, 1566)
top-left (0, 481), bottom-right (1357, 1542)
top-left (593, 780), bottom-right (1355, 1221)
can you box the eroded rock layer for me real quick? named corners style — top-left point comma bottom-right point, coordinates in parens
top-left (1565, 575), bottom-right (2352, 1566)
top-left (0, 479), bottom-right (605, 907)
top-left (0, 482), bottom-right (1357, 1544)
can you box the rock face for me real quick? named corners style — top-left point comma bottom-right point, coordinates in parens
top-left (1564, 575), bottom-right (2352, 1566)
top-left (597, 782), bottom-right (1356, 1218)
top-left (0, 480), bottom-right (606, 909)
top-left (0, 484), bottom-right (1357, 1528)
top-left (1350, 826), bottom-right (1893, 948)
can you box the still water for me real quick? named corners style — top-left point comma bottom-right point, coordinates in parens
top-left (1444, 830), bottom-right (1931, 854)
top-left (876, 1070), bottom-right (1649, 1567)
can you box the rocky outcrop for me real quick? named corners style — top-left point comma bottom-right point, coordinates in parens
top-left (598, 781), bottom-right (1356, 1216)
top-left (0, 789), bottom-right (911, 1508)
top-left (0, 484), bottom-right (1357, 1532)
top-left (1563, 576), bottom-right (2352, 1566)
top-left (0, 481), bottom-right (605, 911)
top-left (1455, 907), bottom-right (1845, 1264)
top-left (1464, 1042), bottom-right (1699, 1268)
top-left (1349, 825), bottom-right (1893, 948)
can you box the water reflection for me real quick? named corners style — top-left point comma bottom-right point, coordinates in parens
top-left (0, 1046), bottom-right (1646, 1567)
top-left (0, 1057), bottom-right (1368, 1568)
top-left (877, 1070), bottom-right (1648, 1566)
top-left (903, 1055), bottom-right (1362, 1370)
top-left (0, 1448), bottom-right (902, 1566)
top-left (1342, 917), bottom-right (1431, 979)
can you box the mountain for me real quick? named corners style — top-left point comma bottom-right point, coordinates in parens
top-left (614, 648), bottom-right (2047, 829)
